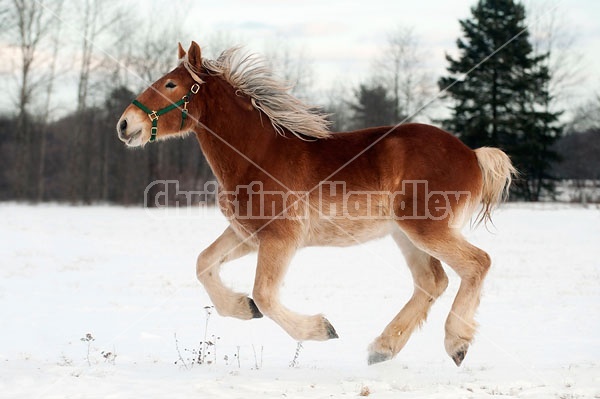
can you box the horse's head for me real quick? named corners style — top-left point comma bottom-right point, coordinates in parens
top-left (117, 42), bottom-right (204, 147)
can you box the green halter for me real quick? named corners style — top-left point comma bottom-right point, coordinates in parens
top-left (131, 83), bottom-right (200, 142)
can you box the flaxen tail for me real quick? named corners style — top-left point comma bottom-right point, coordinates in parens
top-left (474, 147), bottom-right (517, 226)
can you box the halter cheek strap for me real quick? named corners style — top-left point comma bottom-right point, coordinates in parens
top-left (132, 83), bottom-right (200, 142)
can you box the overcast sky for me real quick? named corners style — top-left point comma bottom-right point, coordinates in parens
top-left (167, 0), bottom-right (600, 105)
top-left (1, 0), bottom-right (598, 117)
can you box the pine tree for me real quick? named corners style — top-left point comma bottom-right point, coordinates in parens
top-left (439, 0), bottom-right (562, 201)
top-left (349, 84), bottom-right (398, 130)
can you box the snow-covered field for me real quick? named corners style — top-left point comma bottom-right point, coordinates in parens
top-left (1, 203), bottom-right (599, 398)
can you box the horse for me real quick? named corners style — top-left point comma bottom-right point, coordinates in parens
top-left (117, 41), bottom-right (515, 366)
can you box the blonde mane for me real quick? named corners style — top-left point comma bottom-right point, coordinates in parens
top-left (181, 47), bottom-right (331, 140)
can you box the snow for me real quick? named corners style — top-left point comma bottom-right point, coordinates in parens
top-left (1, 203), bottom-right (599, 398)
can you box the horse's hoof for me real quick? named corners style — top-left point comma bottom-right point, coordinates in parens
top-left (323, 318), bottom-right (339, 339)
top-left (247, 298), bottom-right (263, 319)
top-left (368, 351), bottom-right (392, 365)
top-left (451, 345), bottom-right (468, 367)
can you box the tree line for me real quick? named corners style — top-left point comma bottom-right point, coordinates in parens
top-left (0, 0), bottom-right (598, 204)
top-left (326, 0), bottom-right (599, 201)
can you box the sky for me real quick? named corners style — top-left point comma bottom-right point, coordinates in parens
top-left (1, 0), bottom-right (599, 119)
top-left (173, 0), bottom-right (600, 104)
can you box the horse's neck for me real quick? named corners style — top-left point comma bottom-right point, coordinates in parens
top-left (194, 76), bottom-right (277, 189)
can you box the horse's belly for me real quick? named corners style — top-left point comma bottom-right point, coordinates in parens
top-left (305, 218), bottom-right (395, 247)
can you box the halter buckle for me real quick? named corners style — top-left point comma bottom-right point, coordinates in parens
top-left (191, 83), bottom-right (200, 94)
top-left (150, 126), bottom-right (158, 142)
top-left (148, 111), bottom-right (159, 121)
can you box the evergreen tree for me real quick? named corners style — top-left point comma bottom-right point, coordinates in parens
top-left (439, 0), bottom-right (562, 200)
top-left (349, 84), bottom-right (398, 129)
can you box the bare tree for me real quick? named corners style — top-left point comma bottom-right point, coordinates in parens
top-left (373, 26), bottom-right (436, 122)
top-left (263, 38), bottom-right (316, 101)
top-left (527, 1), bottom-right (585, 111)
top-left (202, 30), bottom-right (241, 60)
top-left (323, 81), bottom-right (352, 132)
top-left (74, 0), bottom-right (126, 113)
top-left (566, 93), bottom-right (600, 133)
top-left (7, 0), bottom-right (56, 198)
top-left (36, 0), bottom-right (64, 201)
top-left (68, 0), bottom-right (126, 202)
top-left (127, 25), bottom-right (185, 86)
top-left (0, 0), bottom-right (11, 35)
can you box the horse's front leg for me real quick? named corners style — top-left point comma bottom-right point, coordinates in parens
top-left (252, 235), bottom-right (339, 341)
top-left (197, 226), bottom-right (262, 320)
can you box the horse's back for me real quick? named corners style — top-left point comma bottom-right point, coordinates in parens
top-left (319, 123), bottom-right (481, 193)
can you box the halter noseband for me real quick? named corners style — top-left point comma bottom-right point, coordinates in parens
top-left (131, 83), bottom-right (200, 142)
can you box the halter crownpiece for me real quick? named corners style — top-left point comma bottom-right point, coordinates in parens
top-left (132, 83), bottom-right (200, 142)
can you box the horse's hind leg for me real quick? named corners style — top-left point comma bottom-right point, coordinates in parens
top-left (405, 225), bottom-right (491, 366)
top-left (368, 229), bottom-right (448, 365)
top-left (436, 235), bottom-right (490, 366)
top-left (252, 235), bottom-right (339, 341)
top-left (196, 226), bottom-right (262, 320)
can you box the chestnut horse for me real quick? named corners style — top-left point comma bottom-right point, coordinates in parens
top-left (117, 42), bottom-right (515, 366)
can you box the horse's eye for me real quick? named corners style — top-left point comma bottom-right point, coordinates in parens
top-left (165, 81), bottom-right (176, 89)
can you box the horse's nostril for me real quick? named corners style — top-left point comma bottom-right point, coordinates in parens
top-left (119, 119), bottom-right (128, 134)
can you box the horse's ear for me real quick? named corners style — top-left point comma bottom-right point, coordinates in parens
top-left (178, 42), bottom-right (186, 60)
top-left (188, 41), bottom-right (202, 67)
